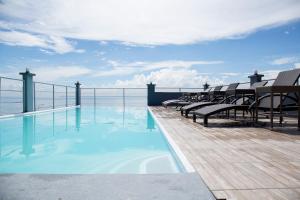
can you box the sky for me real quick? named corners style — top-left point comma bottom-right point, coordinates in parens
top-left (0, 0), bottom-right (300, 88)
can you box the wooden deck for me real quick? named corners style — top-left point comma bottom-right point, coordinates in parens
top-left (150, 106), bottom-right (300, 200)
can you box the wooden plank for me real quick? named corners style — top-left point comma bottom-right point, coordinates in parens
top-left (150, 106), bottom-right (300, 200)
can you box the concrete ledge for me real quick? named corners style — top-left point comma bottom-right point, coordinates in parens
top-left (0, 173), bottom-right (215, 200)
top-left (0, 105), bottom-right (80, 119)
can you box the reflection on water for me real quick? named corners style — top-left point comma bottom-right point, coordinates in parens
top-left (76, 107), bottom-right (81, 131)
top-left (0, 106), bottom-right (182, 174)
top-left (21, 116), bottom-right (35, 157)
top-left (147, 111), bottom-right (155, 130)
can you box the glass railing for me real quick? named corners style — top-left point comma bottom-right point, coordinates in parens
top-left (0, 74), bottom-right (277, 116)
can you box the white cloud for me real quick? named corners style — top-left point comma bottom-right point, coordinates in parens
top-left (0, 65), bottom-right (92, 83)
top-left (0, 30), bottom-right (84, 54)
top-left (99, 41), bottom-right (108, 45)
top-left (93, 60), bottom-right (223, 77)
top-left (220, 72), bottom-right (240, 76)
top-left (271, 57), bottom-right (298, 65)
top-left (142, 60), bottom-right (223, 71)
top-left (93, 67), bottom-right (137, 77)
top-left (121, 41), bottom-right (155, 48)
top-left (261, 70), bottom-right (281, 79)
top-left (94, 51), bottom-right (106, 57)
top-left (294, 63), bottom-right (300, 68)
top-left (1, 59), bottom-right (223, 85)
top-left (109, 68), bottom-right (224, 88)
top-left (32, 66), bottom-right (92, 81)
top-left (0, 0), bottom-right (300, 45)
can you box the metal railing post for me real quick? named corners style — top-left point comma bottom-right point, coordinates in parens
top-left (179, 88), bottom-right (181, 92)
top-left (66, 86), bottom-right (68, 107)
top-left (52, 84), bottom-right (55, 109)
top-left (33, 82), bottom-right (36, 111)
top-left (0, 77), bottom-right (1, 114)
top-left (19, 69), bottom-right (35, 113)
top-left (75, 82), bottom-right (81, 106)
top-left (123, 88), bottom-right (125, 107)
top-left (94, 88), bottom-right (96, 106)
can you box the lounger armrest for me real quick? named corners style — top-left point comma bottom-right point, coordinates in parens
top-left (256, 85), bottom-right (300, 93)
top-left (230, 96), bottom-right (252, 104)
top-left (218, 95), bottom-right (236, 104)
top-left (248, 93), bottom-right (298, 110)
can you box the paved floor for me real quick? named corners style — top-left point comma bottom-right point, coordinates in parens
top-left (0, 173), bottom-right (215, 200)
top-left (150, 106), bottom-right (300, 200)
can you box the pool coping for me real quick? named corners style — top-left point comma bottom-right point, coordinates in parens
top-left (0, 173), bottom-right (216, 200)
top-left (0, 105), bottom-right (80, 119)
top-left (148, 107), bottom-right (195, 173)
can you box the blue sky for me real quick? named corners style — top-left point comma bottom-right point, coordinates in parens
top-left (0, 0), bottom-right (300, 87)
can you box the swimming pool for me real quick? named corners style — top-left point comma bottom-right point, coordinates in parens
top-left (0, 106), bottom-right (185, 174)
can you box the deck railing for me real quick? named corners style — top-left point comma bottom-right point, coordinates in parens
top-left (80, 87), bottom-right (147, 107)
top-left (0, 76), bottom-right (23, 115)
top-left (0, 76), bottom-right (76, 116)
top-left (0, 72), bottom-right (277, 116)
top-left (33, 81), bottom-right (76, 111)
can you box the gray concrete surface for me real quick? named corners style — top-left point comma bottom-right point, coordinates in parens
top-left (0, 173), bottom-right (215, 200)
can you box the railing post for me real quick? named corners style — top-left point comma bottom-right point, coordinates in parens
top-left (123, 88), bottom-right (125, 107)
top-left (52, 84), bottom-right (55, 109)
top-left (94, 88), bottom-right (96, 106)
top-left (248, 70), bottom-right (264, 86)
top-left (203, 83), bottom-right (210, 90)
top-left (19, 69), bottom-right (36, 113)
top-left (75, 81), bottom-right (81, 106)
top-left (147, 82), bottom-right (156, 106)
top-left (179, 88), bottom-right (181, 92)
top-left (0, 77), bottom-right (2, 114)
top-left (66, 86), bottom-right (68, 107)
top-left (33, 82), bottom-right (36, 111)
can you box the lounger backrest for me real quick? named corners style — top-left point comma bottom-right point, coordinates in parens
top-left (204, 87), bottom-right (212, 92)
top-left (259, 95), bottom-right (297, 109)
top-left (234, 97), bottom-right (252, 105)
top-left (226, 83), bottom-right (239, 91)
top-left (213, 86), bottom-right (222, 91)
top-left (259, 69), bottom-right (300, 108)
top-left (250, 81), bottom-right (268, 89)
top-left (273, 68), bottom-right (300, 86)
top-left (276, 69), bottom-right (300, 105)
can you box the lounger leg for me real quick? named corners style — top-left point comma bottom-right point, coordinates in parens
top-left (250, 107), bottom-right (253, 121)
top-left (270, 92), bottom-right (274, 130)
top-left (242, 94), bottom-right (245, 118)
top-left (255, 93), bottom-right (258, 124)
top-left (185, 111), bottom-right (188, 118)
top-left (203, 117), bottom-right (208, 127)
top-left (193, 114), bottom-right (196, 122)
top-left (181, 109), bottom-right (183, 116)
top-left (279, 93), bottom-right (283, 125)
top-left (234, 109), bottom-right (236, 120)
top-left (298, 91), bottom-right (300, 130)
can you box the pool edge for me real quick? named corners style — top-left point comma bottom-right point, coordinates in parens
top-left (0, 105), bottom-right (80, 119)
top-left (147, 106), bottom-right (195, 173)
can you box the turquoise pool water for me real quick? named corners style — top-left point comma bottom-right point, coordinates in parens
top-left (0, 106), bottom-right (184, 174)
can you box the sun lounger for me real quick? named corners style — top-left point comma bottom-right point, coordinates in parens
top-left (180, 83), bottom-right (239, 117)
top-left (192, 80), bottom-right (270, 126)
top-left (173, 86), bottom-right (225, 108)
top-left (163, 86), bottom-right (223, 108)
top-left (253, 68), bottom-right (300, 128)
top-left (162, 93), bottom-right (191, 107)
